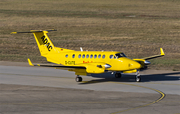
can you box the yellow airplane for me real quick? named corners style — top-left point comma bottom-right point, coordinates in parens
top-left (11, 29), bottom-right (165, 82)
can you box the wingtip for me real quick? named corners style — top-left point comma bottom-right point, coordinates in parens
top-left (160, 48), bottom-right (165, 56)
top-left (11, 32), bottom-right (17, 34)
top-left (27, 58), bottom-right (34, 66)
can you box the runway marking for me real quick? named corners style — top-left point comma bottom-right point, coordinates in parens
top-left (110, 82), bottom-right (166, 114)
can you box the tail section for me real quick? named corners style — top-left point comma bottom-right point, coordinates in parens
top-left (32, 30), bottom-right (57, 55)
top-left (11, 29), bottom-right (73, 57)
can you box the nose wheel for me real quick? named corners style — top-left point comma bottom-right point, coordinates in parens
top-left (136, 71), bottom-right (141, 82)
top-left (75, 75), bottom-right (83, 82)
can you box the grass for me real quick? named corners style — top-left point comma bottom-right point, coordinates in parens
top-left (0, 0), bottom-right (180, 70)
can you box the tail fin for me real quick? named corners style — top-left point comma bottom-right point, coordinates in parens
top-left (32, 30), bottom-right (57, 55)
top-left (11, 29), bottom-right (74, 57)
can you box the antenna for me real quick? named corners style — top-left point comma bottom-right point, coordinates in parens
top-left (80, 47), bottom-right (83, 51)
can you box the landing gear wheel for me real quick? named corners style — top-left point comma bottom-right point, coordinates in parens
top-left (136, 71), bottom-right (141, 82)
top-left (75, 76), bottom-right (82, 82)
top-left (136, 76), bottom-right (141, 82)
top-left (115, 73), bottom-right (122, 78)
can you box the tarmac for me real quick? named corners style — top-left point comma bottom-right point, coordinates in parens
top-left (0, 61), bottom-right (180, 114)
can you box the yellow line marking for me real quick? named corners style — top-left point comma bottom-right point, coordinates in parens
top-left (110, 82), bottom-right (165, 114)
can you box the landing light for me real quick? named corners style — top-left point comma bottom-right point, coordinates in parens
top-left (144, 60), bottom-right (151, 65)
top-left (105, 64), bottom-right (111, 68)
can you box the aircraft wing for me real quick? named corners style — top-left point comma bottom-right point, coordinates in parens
top-left (133, 48), bottom-right (165, 68)
top-left (133, 48), bottom-right (165, 61)
top-left (28, 58), bottom-right (110, 75)
top-left (139, 48), bottom-right (165, 60)
top-left (28, 58), bottom-right (86, 70)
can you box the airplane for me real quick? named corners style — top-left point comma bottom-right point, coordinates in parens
top-left (11, 29), bottom-right (165, 82)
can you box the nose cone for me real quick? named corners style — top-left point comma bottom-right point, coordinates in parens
top-left (129, 61), bottom-right (141, 69)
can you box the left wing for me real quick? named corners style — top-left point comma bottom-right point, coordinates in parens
top-left (28, 58), bottom-right (86, 70)
top-left (27, 58), bottom-right (110, 75)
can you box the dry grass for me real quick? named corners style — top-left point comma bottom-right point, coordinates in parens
top-left (0, 0), bottom-right (180, 70)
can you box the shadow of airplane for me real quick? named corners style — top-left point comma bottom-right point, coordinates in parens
top-left (79, 72), bottom-right (180, 84)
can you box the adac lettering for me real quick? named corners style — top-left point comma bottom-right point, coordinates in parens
top-left (41, 36), bottom-right (52, 51)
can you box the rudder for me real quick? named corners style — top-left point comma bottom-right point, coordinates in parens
top-left (32, 30), bottom-right (57, 56)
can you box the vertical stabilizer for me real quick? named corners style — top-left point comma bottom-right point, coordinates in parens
top-left (11, 30), bottom-right (59, 56)
top-left (32, 30), bottom-right (58, 56)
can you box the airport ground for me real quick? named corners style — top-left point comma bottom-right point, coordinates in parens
top-left (0, 61), bottom-right (180, 114)
top-left (1, 1), bottom-right (180, 113)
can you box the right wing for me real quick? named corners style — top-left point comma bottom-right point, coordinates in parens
top-left (133, 48), bottom-right (165, 68)
top-left (139, 48), bottom-right (165, 60)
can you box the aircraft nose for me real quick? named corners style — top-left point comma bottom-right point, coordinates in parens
top-left (129, 61), bottom-right (141, 69)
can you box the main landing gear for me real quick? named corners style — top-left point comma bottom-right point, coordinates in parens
top-left (115, 73), bottom-right (122, 78)
top-left (75, 75), bottom-right (82, 82)
top-left (115, 72), bottom-right (141, 82)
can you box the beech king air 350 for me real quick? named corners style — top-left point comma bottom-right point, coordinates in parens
top-left (11, 29), bottom-right (165, 82)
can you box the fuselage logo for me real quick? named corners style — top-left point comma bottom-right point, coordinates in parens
top-left (41, 36), bottom-right (52, 51)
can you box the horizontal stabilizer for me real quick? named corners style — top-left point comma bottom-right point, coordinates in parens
top-left (11, 29), bottom-right (57, 34)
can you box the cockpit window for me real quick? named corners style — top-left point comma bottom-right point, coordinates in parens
top-left (115, 53), bottom-right (127, 58)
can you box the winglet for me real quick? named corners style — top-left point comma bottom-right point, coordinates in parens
top-left (160, 48), bottom-right (165, 56)
top-left (27, 58), bottom-right (34, 66)
top-left (11, 32), bottom-right (17, 34)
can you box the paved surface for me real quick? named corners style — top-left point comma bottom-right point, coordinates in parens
top-left (0, 62), bottom-right (180, 114)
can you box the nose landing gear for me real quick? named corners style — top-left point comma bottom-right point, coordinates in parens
top-left (136, 71), bottom-right (141, 82)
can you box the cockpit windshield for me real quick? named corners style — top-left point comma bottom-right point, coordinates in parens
top-left (115, 53), bottom-right (127, 58)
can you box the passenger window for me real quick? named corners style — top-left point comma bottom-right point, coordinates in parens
top-left (98, 54), bottom-right (101, 58)
top-left (102, 55), bottom-right (105, 59)
top-left (90, 54), bottom-right (93, 58)
top-left (86, 54), bottom-right (89, 58)
top-left (94, 54), bottom-right (97, 59)
top-left (78, 54), bottom-right (81, 58)
top-left (65, 54), bottom-right (68, 58)
top-left (82, 54), bottom-right (85, 58)
top-left (72, 54), bottom-right (75, 58)
top-left (109, 55), bottom-right (114, 59)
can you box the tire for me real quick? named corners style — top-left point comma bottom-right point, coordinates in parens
top-left (115, 73), bottom-right (121, 78)
top-left (76, 77), bottom-right (82, 82)
top-left (136, 77), bottom-right (141, 82)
